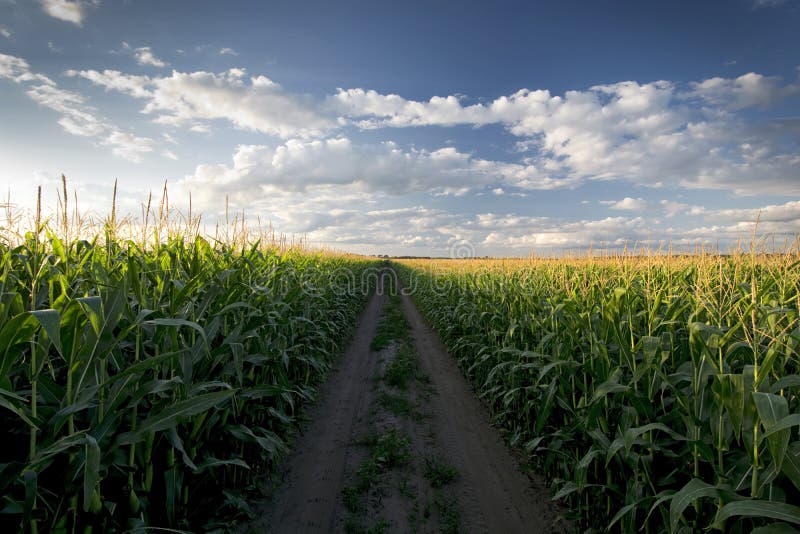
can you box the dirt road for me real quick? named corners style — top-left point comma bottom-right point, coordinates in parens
top-left (250, 277), bottom-right (566, 533)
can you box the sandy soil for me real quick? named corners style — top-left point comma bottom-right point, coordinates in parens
top-left (249, 278), bottom-right (567, 533)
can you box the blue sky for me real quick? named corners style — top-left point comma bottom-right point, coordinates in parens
top-left (1, 0), bottom-right (799, 255)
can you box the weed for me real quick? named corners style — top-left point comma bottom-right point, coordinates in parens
top-left (423, 456), bottom-right (459, 488)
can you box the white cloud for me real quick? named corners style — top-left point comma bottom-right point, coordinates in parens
top-left (123, 43), bottom-right (168, 68)
top-left (25, 84), bottom-right (101, 135)
top-left (689, 72), bottom-right (800, 110)
top-left (482, 215), bottom-right (647, 248)
top-left (219, 47), bottom-right (238, 56)
top-left (0, 53), bottom-right (55, 85)
top-left (0, 26), bottom-right (11, 39)
top-left (291, 198), bottom-right (800, 255)
top-left (65, 62), bottom-right (800, 195)
top-left (2, 53), bottom-right (153, 162)
top-left (659, 200), bottom-right (705, 218)
top-left (65, 68), bottom-right (151, 98)
top-left (705, 200), bottom-right (800, 224)
top-left (181, 138), bottom-right (545, 202)
top-left (21, 54), bottom-right (800, 208)
top-left (40, 0), bottom-right (94, 26)
top-left (329, 88), bottom-right (495, 128)
top-left (102, 131), bottom-right (155, 162)
top-left (603, 197), bottom-right (649, 210)
top-left (71, 68), bottom-right (333, 138)
top-left (330, 77), bottom-right (800, 196)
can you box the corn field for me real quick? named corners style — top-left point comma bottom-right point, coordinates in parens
top-left (0, 208), bottom-right (376, 531)
top-left (395, 253), bottom-right (800, 532)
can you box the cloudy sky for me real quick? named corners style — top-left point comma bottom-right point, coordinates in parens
top-left (1, 0), bottom-right (799, 255)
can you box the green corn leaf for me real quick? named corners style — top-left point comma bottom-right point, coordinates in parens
top-left (167, 428), bottom-right (197, 471)
top-left (118, 390), bottom-right (236, 444)
top-left (753, 392), bottom-right (791, 471)
top-left (607, 502), bottom-right (639, 531)
top-left (0, 312), bottom-right (37, 378)
top-left (669, 478), bottom-right (719, 532)
top-left (0, 388), bottom-right (38, 428)
top-left (781, 442), bottom-right (800, 492)
top-left (552, 481), bottom-right (579, 501)
top-left (28, 432), bottom-right (87, 470)
top-left (76, 296), bottom-right (103, 337)
top-left (714, 500), bottom-right (800, 528)
top-left (771, 375), bottom-right (800, 394)
top-left (31, 308), bottom-right (62, 357)
top-left (751, 524), bottom-right (800, 534)
top-left (195, 457), bottom-right (250, 474)
top-left (82, 435), bottom-right (101, 512)
top-left (23, 470), bottom-right (36, 527)
top-left (145, 318), bottom-right (207, 344)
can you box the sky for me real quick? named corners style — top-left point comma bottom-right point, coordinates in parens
top-left (1, 0), bottom-right (799, 256)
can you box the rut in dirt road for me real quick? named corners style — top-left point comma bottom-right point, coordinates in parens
top-left (398, 291), bottom-right (566, 533)
top-left (248, 288), bottom-right (386, 533)
top-left (250, 273), bottom-right (566, 533)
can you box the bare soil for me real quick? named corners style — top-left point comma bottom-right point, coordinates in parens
top-left (249, 282), bottom-right (567, 533)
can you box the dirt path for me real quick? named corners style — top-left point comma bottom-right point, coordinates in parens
top-left (249, 289), bottom-right (386, 532)
top-left (399, 292), bottom-right (565, 533)
top-left (250, 276), bottom-right (566, 533)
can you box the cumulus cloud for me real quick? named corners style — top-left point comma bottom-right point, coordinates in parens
top-left (122, 42), bottom-right (168, 67)
top-left (331, 77), bottom-right (800, 195)
top-left (328, 88), bottom-right (495, 128)
top-left (102, 131), bottom-right (155, 161)
top-left (180, 137), bottom-right (570, 206)
top-left (219, 47), bottom-right (238, 56)
top-left (70, 67), bottom-right (333, 138)
top-left (659, 200), bottom-right (705, 218)
top-left (705, 200), bottom-right (800, 224)
top-left (282, 200), bottom-right (800, 255)
top-left (689, 72), bottom-right (800, 110)
top-left (63, 60), bottom-right (800, 195)
top-left (602, 197), bottom-right (649, 210)
top-left (0, 26), bottom-right (11, 39)
top-left (40, 0), bottom-right (96, 26)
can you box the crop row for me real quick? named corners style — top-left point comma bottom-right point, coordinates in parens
top-left (395, 256), bottom-right (800, 532)
top-left (0, 228), bottom-right (376, 532)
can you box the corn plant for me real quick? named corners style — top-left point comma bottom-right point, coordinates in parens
top-left (395, 252), bottom-right (800, 532)
top-left (0, 210), bottom-right (377, 531)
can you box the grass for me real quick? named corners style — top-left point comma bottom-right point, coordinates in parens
top-left (359, 429), bottom-right (413, 471)
top-left (432, 494), bottom-right (462, 534)
top-left (378, 392), bottom-right (424, 420)
top-left (370, 293), bottom-right (410, 351)
top-left (371, 291), bottom-right (427, 391)
top-left (383, 347), bottom-right (419, 390)
top-left (423, 456), bottom-right (458, 488)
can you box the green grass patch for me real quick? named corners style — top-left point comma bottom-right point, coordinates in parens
top-left (433, 494), bottom-right (462, 534)
top-left (342, 485), bottom-right (365, 514)
top-left (370, 294), bottom-right (411, 351)
top-left (384, 346), bottom-right (419, 390)
top-left (378, 392), bottom-right (418, 418)
top-left (423, 456), bottom-right (459, 488)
